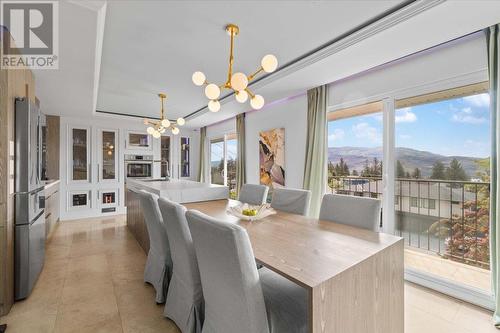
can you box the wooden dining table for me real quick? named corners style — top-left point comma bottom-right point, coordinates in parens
top-left (184, 199), bottom-right (404, 333)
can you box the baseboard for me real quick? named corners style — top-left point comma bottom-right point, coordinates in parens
top-left (405, 267), bottom-right (495, 310)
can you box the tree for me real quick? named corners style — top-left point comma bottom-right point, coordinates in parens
top-left (446, 158), bottom-right (468, 181)
top-left (430, 161), bottom-right (446, 180)
top-left (372, 157), bottom-right (382, 176)
top-left (351, 170), bottom-right (359, 176)
top-left (361, 159), bottom-right (371, 177)
top-left (412, 167), bottom-right (421, 179)
top-left (396, 160), bottom-right (406, 178)
top-left (328, 161), bottom-right (336, 177)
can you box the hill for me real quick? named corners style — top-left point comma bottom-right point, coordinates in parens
top-left (328, 146), bottom-right (486, 179)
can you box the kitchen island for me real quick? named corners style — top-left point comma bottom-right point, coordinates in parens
top-left (126, 179), bottom-right (228, 252)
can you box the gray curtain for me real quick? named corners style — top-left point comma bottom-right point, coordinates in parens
top-left (303, 85), bottom-right (328, 217)
top-left (487, 24), bottom-right (500, 328)
top-left (197, 126), bottom-right (207, 183)
top-left (236, 113), bottom-right (246, 195)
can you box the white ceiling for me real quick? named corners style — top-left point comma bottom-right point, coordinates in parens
top-left (33, 1), bottom-right (500, 129)
top-left (33, 0), bottom-right (105, 118)
top-left (96, 0), bottom-right (402, 121)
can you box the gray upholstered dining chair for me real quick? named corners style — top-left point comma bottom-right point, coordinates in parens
top-left (238, 184), bottom-right (269, 205)
top-left (157, 198), bottom-right (204, 333)
top-left (319, 193), bottom-right (381, 231)
top-left (186, 210), bottom-right (308, 333)
top-left (137, 190), bottom-right (173, 303)
top-left (270, 188), bottom-right (311, 216)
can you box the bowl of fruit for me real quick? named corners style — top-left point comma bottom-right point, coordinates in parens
top-left (227, 203), bottom-right (276, 221)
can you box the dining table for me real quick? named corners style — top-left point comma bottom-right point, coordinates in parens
top-left (184, 199), bottom-right (404, 333)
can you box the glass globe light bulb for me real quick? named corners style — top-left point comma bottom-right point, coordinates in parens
top-left (208, 100), bottom-right (221, 112)
top-left (205, 83), bottom-right (221, 100)
top-left (230, 72), bottom-right (248, 91)
top-left (192, 71), bottom-right (206, 86)
top-left (250, 94), bottom-right (265, 110)
top-left (147, 126), bottom-right (155, 135)
top-left (261, 54), bottom-right (278, 73)
top-left (152, 131), bottom-right (161, 139)
top-left (235, 90), bottom-right (248, 103)
top-left (161, 118), bottom-right (171, 128)
top-left (159, 127), bottom-right (166, 134)
top-left (171, 127), bottom-right (180, 135)
top-left (176, 117), bottom-right (185, 126)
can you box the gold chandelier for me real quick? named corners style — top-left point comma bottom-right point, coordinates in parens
top-left (144, 93), bottom-right (185, 138)
top-left (192, 24), bottom-right (278, 112)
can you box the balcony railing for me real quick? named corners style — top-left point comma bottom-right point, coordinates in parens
top-left (328, 176), bottom-right (490, 269)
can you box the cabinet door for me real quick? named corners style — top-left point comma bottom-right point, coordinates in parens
top-left (161, 135), bottom-right (171, 177)
top-left (70, 126), bottom-right (90, 182)
top-left (99, 129), bottom-right (119, 182)
top-left (180, 137), bottom-right (190, 178)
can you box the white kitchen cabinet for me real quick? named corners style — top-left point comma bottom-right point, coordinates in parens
top-left (97, 128), bottom-right (119, 182)
top-left (69, 126), bottom-right (91, 183)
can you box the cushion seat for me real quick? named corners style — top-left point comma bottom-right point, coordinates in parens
top-left (259, 267), bottom-right (308, 333)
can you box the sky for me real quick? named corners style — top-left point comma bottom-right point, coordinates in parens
top-left (327, 93), bottom-right (491, 158)
top-left (210, 138), bottom-right (237, 163)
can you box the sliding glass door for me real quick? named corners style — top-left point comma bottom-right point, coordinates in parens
top-left (327, 86), bottom-right (492, 304)
top-left (210, 134), bottom-right (238, 199)
top-left (394, 90), bottom-right (491, 294)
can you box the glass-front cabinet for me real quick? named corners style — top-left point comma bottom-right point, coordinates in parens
top-left (99, 129), bottom-right (118, 181)
top-left (71, 127), bottom-right (90, 182)
top-left (180, 137), bottom-right (190, 178)
top-left (161, 136), bottom-right (171, 178)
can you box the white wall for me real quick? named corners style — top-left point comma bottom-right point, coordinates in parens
top-left (206, 118), bottom-right (236, 139)
top-left (59, 114), bottom-right (199, 220)
top-left (245, 95), bottom-right (307, 189)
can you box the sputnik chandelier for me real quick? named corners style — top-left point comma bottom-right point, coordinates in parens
top-left (192, 24), bottom-right (278, 112)
top-left (144, 93), bottom-right (185, 139)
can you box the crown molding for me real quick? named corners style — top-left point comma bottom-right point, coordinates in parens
top-left (186, 0), bottom-right (446, 121)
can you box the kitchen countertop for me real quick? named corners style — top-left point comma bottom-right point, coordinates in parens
top-left (127, 178), bottom-right (228, 203)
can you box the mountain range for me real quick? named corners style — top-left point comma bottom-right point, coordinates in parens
top-left (328, 146), bottom-right (488, 178)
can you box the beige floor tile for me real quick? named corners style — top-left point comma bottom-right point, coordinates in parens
top-left (1, 214), bottom-right (497, 333)
top-left (452, 302), bottom-right (498, 333)
top-left (405, 283), bottom-right (462, 321)
top-left (2, 309), bottom-right (57, 333)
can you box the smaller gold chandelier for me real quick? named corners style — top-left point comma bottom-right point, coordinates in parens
top-left (192, 24), bottom-right (278, 112)
top-left (144, 93), bottom-right (185, 138)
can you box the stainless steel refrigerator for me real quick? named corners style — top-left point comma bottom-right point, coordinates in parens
top-left (14, 98), bottom-right (45, 300)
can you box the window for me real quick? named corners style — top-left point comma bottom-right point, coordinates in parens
top-left (327, 101), bottom-right (383, 199)
top-left (421, 198), bottom-right (436, 210)
top-left (210, 134), bottom-right (238, 199)
top-left (410, 197), bottom-right (418, 207)
top-left (210, 139), bottom-right (224, 185)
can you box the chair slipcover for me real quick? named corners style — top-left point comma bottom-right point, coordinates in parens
top-left (158, 198), bottom-right (204, 333)
top-left (138, 190), bottom-right (172, 303)
top-left (319, 193), bottom-right (381, 231)
top-left (270, 188), bottom-right (311, 216)
top-left (239, 184), bottom-right (269, 205)
top-left (186, 210), bottom-right (307, 333)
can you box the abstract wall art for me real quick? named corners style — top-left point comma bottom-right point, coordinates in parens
top-left (259, 128), bottom-right (285, 191)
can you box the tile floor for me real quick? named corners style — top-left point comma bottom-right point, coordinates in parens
top-left (405, 248), bottom-right (491, 292)
top-left (0, 215), bottom-right (497, 333)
